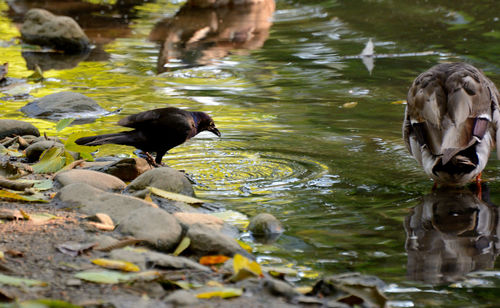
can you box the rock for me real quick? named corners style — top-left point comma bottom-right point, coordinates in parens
top-left (262, 278), bottom-right (299, 300)
top-left (0, 120), bottom-right (40, 139)
top-left (20, 91), bottom-right (108, 122)
top-left (20, 9), bottom-right (90, 54)
top-left (89, 158), bottom-right (153, 182)
top-left (174, 212), bottom-right (224, 231)
top-left (248, 213), bottom-right (283, 239)
top-left (54, 169), bottom-right (126, 191)
top-left (24, 140), bottom-right (64, 162)
top-left (109, 248), bottom-right (210, 272)
top-left (117, 207), bottom-right (182, 252)
top-left (164, 290), bottom-right (199, 306)
top-left (126, 167), bottom-right (195, 197)
top-left (187, 223), bottom-right (248, 257)
top-left (55, 183), bottom-right (155, 222)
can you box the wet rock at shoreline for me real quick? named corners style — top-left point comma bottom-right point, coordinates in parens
top-left (20, 9), bottom-right (90, 54)
top-left (55, 183), bottom-right (155, 222)
top-left (0, 119), bottom-right (40, 139)
top-left (25, 140), bottom-right (64, 162)
top-left (164, 290), bottom-right (199, 306)
top-left (174, 212), bottom-right (224, 231)
top-left (248, 213), bottom-right (283, 241)
top-left (186, 223), bottom-right (249, 257)
top-left (89, 157), bottom-right (153, 182)
top-left (125, 167), bottom-right (195, 197)
top-left (20, 91), bottom-right (108, 123)
top-left (116, 207), bottom-right (182, 252)
top-left (54, 169), bottom-right (126, 191)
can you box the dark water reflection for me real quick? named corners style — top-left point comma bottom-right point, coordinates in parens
top-left (2, 0), bottom-right (500, 306)
top-left (405, 188), bottom-right (499, 284)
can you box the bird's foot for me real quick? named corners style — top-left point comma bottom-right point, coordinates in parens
top-left (475, 172), bottom-right (482, 200)
top-left (144, 152), bottom-right (164, 168)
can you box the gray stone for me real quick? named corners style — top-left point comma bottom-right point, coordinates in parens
top-left (55, 183), bottom-right (155, 222)
top-left (20, 9), bottom-right (90, 53)
top-left (25, 140), bottom-right (64, 162)
top-left (54, 169), bottom-right (126, 191)
top-left (109, 248), bottom-right (210, 272)
top-left (21, 91), bottom-right (108, 122)
top-left (126, 167), bottom-right (195, 197)
top-left (0, 120), bottom-right (39, 139)
top-left (164, 290), bottom-right (199, 306)
top-left (89, 158), bottom-right (153, 182)
top-left (263, 278), bottom-right (299, 299)
top-left (248, 213), bottom-right (283, 236)
top-left (117, 207), bottom-right (182, 252)
top-left (187, 223), bottom-right (247, 257)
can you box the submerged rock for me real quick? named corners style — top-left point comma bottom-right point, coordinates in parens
top-left (20, 91), bottom-right (108, 123)
top-left (116, 207), bottom-right (182, 252)
top-left (0, 119), bottom-right (40, 139)
top-left (126, 167), bottom-right (195, 197)
top-left (20, 8), bottom-right (90, 54)
top-left (89, 157), bottom-right (153, 182)
top-left (248, 213), bottom-right (283, 241)
top-left (55, 183), bottom-right (155, 222)
top-left (54, 169), bottom-right (126, 191)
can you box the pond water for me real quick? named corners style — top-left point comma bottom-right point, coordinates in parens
top-left (2, 0), bottom-right (500, 306)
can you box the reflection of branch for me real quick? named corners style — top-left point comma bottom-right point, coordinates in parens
top-left (343, 50), bottom-right (445, 60)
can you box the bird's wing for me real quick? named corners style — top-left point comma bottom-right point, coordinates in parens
top-left (486, 80), bottom-right (500, 159)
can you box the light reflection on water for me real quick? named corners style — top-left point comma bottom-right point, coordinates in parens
top-left (2, 0), bottom-right (500, 306)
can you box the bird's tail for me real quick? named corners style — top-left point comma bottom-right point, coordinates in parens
top-left (75, 132), bottom-right (132, 146)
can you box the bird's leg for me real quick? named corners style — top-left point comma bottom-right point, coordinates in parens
top-left (476, 172), bottom-right (482, 200)
top-left (145, 152), bottom-right (163, 168)
top-left (432, 181), bottom-right (438, 191)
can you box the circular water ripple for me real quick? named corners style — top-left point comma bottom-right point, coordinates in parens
top-left (168, 149), bottom-right (329, 197)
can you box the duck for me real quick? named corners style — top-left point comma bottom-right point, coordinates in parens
top-left (403, 62), bottom-right (500, 186)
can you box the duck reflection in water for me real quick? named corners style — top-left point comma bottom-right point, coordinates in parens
top-left (149, 0), bottom-right (275, 72)
top-left (404, 186), bottom-right (499, 284)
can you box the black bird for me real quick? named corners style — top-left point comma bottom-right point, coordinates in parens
top-left (75, 107), bottom-right (221, 165)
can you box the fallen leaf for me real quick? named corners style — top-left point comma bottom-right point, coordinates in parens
top-left (295, 286), bottom-right (313, 294)
top-left (391, 100), bottom-right (407, 105)
top-left (173, 236), bottom-right (191, 256)
top-left (0, 273), bottom-right (47, 287)
top-left (75, 270), bottom-right (133, 284)
top-left (57, 241), bottom-right (96, 257)
top-left (230, 254), bottom-right (262, 282)
top-left (17, 299), bottom-right (80, 308)
top-left (148, 186), bottom-right (204, 205)
top-left (236, 240), bottom-right (252, 253)
top-left (199, 255), bottom-right (230, 266)
top-left (262, 265), bottom-right (298, 277)
top-left (342, 102), bottom-right (358, 108)
top-left (91, 258), bottom-right (140, 272)
top-left (5, 250), bottom-right (23, 258)
top-left (0, 251), bottom-right (4, 261)
top-left (0, 189), bottom-right (48, 203)
top-left (32, 147), bottom-right (74, 174)
top-left (56, 118), bottom-right (75, 132)
top-left (19, 209), bottom-right (30, 220)
top-left (196, 287), bottom-right (243, 299)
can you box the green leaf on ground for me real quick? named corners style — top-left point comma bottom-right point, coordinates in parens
top-left (0, 273), bottom-right (47, 287)
top-left (148, 187), bottom-right (204, 205)
top-left (0, 189), bottom-right (48, 203)
top-left (172, 236), bottom-right (191, 256)
top-left (74, 270), bottom-right (133, 284)
top-left (196, 287), bottom-right (243, 299)
top-left (32, 147), bottom-right (74, 173)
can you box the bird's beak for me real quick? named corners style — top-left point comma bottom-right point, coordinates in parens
top-left (209, 126), bottom-right (221, 137)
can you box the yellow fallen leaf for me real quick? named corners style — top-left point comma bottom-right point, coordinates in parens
top-left (230, 254), bottom-right (262, 282)
top-left (173, 236), bottom-right (191, 256)
top-left (199, 255), bottom-right (230, 265)
top-left (19, 209), bottom-right (30, 220)
top-left (206, 280), bottom-right (224, 287)
top-left (148, 186), bottom-right (204, 205)
top-left (236, 240), bottom-right (252, 253)
top-left (91, 258), bottom-right (140, 272)
top-left (295, 286), bottom-right (313, 294)
top-left (0, 189), bottom-right (48, 203)
top-left (342, 102), bottom-right (358, 108)
top-left (0, 251), bottom-right (4, 261)
top-left (196, 287), bottom-right (243, 299)
top-left (391, 100), bottom-right (407, 105)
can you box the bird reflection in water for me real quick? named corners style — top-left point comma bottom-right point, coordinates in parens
top-left (404, 186), bottom-right (499, 284)
top-left (149, 0), bottom-right (275, 72)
